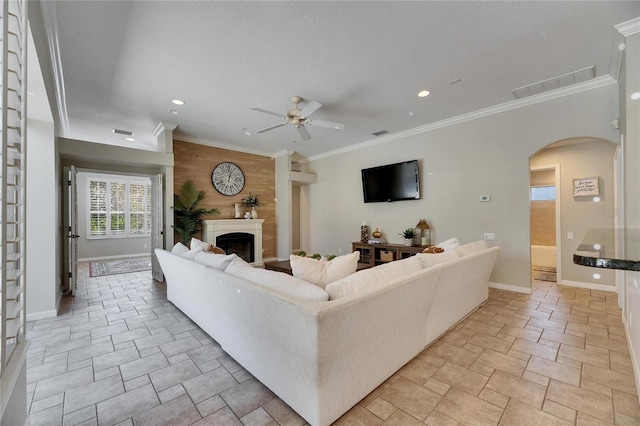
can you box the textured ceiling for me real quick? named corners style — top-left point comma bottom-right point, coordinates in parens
top-left (30, 1), bottom-right (640, 158)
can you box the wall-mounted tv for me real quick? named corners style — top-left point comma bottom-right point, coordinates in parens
top-left (361, 160), bottom-right (420, 203)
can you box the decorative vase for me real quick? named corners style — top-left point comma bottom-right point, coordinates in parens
top-left (404, 238), bottom-right (412, 246)
top-left (250, 206), bottom-right (258, 219)
top-left (360, 223), bottom-right (369, 242)
top-left (234, 203), bottom-right (242, 219)
top-left (372, 228), bottom-right (382, 239)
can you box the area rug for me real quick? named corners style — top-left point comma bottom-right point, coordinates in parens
top-left (89, 256), bottom-right (152, 277)
top-left (532, 265), bottom-right (557, 282)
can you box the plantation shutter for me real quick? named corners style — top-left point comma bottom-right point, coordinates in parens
top-left (1, 0), bottom-right (28, 374)
top-left (89, 180), bottom-right (107, 236)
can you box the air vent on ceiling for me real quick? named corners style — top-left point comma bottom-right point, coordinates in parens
top-left (372, 130), bottom-right (389, 136)
top-left (512, 66), bottom-right (595, 99)
top-left (112, 128), bottom-right (134, 136)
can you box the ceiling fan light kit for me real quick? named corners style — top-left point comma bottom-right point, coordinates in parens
top-left (251, 96), bottom-right (345, 141)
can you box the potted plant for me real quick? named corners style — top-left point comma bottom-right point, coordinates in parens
top-left (399, 228), bottom-right (416, 246)
top-left (172, 179), bottom-right (220, 245)
top-left (241, 192), bottom-right (261, 219)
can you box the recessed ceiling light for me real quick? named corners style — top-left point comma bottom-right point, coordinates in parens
top-left (592, 196), bottom-right (601, 203)
top-left (125, 137), bottom-right (135, 142)
top-left (408, 112), bottom-right (415, 116)
top-left (241, 127), bottom-right (251, 136)
top-left (618, 42), bottom-right (626, 51)
top-left (593, 273), bottom-right (601, 280)
top-left (172, 99), bottom-right (185, 105)
top-left (417, 90), bottom-right (430, 98)
top-left (631, 92), bottom-right (640, 101)
top-left (170, 109), bottom-right (178, 115)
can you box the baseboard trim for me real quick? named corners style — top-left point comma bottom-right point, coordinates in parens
top-left (26, 309), bottom-right (58, 322)
top-left (623, 317), bottom-right (640, 407)
top-left (560, 280), bottom-right (617, 293)
top-left (79, 253), bottom-right (149, 262)
top-left (489, 281), bottom-right (532, 294)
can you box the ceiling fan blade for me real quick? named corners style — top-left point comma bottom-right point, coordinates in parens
top-left (308, 119), bottom-right (345, 130)
top-left (297, 125), bottom-right (311, 141)
top-left (257, 122), bottom-right (288, 133)
top-left (250, 107), bottom-right (285, 118)
top-left (298, 101), bottom-right (322, 118)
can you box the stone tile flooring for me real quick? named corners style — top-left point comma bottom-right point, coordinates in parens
top-left (26, 264), bottom-right (640, 425)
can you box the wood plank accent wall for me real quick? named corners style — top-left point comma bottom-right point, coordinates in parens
top-left (173, 140), bottom-right (276, 259)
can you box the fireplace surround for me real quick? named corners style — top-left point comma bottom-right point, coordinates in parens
top-left (202, 219), bottom-right (264, 266)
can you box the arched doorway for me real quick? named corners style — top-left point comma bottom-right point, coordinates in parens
top-left (529, 137), bottom-right (619, 291)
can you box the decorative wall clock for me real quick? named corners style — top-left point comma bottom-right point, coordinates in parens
top-left (211, 162), bottom-right (245, 196)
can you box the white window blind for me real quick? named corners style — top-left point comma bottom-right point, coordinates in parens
top-left (87, 177), bottom-right (151, 238)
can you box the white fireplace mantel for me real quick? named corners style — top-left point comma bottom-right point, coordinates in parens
top-left (202, 219), bottom-right (264, 266)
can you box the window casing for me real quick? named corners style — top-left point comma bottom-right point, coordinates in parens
top-left (87, 177), bottom-right (152, 238)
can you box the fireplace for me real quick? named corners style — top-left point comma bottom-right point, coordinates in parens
top-left (216, 232), bottom-right (254, 263)
top-left (202, 219), bottom-right (264, 266)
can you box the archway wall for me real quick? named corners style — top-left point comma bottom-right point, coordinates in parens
top-left (531, 140), bottom-right (617, 288)
top-left (304, 83), bottom-right (620, 291)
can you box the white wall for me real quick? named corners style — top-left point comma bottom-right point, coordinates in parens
top-left (26, 119), bottom-right (58, 318)
top-left (76, 172), bottom-right (151, 260)
top-left (620, 28), bottom-right (640, 403)
top-left (304, 84), bottom-right (619, 290)
top-left (530, 140), bottom-right (617, 287)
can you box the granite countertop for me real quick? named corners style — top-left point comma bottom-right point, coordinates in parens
top-left (573, 228), bottom-right (640, 271)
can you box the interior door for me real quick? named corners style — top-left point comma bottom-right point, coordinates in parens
top-left (150, 174), bottom-right (164, 282)
top-left (68, 165), bottom-right (79, 296)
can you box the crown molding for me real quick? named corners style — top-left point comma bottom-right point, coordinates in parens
top-left (305, 75), bottom-right (617, 163)
top-left (615, 17), bottom-right (640, 37)
top-left (40, 0), bottom-right (70, 135)
top-left (174, 134), bottom-right (274, 158)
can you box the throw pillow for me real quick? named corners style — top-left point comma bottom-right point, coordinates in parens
top-left (171, 242), bottom-right (190, 255)
top-left (415, 250), bottom-right (460, 269)
top-left (436, 237), bottom-right (460, 251)
top-left (189, 237), bottom-right (210, 251)
top-left (289, 251), bottom-right (360, 289)
top-left (326, 255), bottom-right (422, 300)
top-left (454, 240), bottom-right (488, 257)
top-left (205, 244), bottom-right (226, 254)
top-left (181, 246), bottom-right (204, 259)
top-left (422, 246), bottom-right (444, 254)
top-left (225, 258), bottom-right (329, 301)
top-left (194, 252), bottom-right (238, 270)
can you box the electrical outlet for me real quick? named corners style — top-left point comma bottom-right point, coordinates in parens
top-left (483, 233), bottom-right (495, 241)
top-left (567, 232), bottom-right (574, 240)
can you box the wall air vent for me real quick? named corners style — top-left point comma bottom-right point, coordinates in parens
top-left (372, 130), bottom-right (389, 136)
top-left (112, 128), bottom-right (134, 136)
top-left (512, 66), bottom-right (595, 99)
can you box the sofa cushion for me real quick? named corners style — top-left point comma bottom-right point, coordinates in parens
top-left (171, 242), bottom-right (190, 255)
top-left (194, 251), bottom-right (238, 270)
top-left (289, 251), bottom-right (360, 289)
top-left (436, 237), bottom-right (460, 251)
top-left (326, 255), bottom-right (422, 300)
top-left (415, 250), bottom-right (460, 269)
top-left (226, 258), bottom-right (329, 301)
top-left (455, 240), bottom-right (489, 257)
top-left (190, 237), bottom-right (210, 251)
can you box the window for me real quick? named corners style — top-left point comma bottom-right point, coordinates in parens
top-left (530, 185), bottom-right (556, 201)
top-left (87, 177), bottom-right (152, 238)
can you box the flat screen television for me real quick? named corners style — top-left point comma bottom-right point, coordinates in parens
top-left (361, 160), bottom-right (420, 203)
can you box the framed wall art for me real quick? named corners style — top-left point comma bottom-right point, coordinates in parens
top-left (572, 176), bottom-right (599, 197)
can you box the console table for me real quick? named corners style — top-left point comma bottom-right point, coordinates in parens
top-left (352, 241), bottom-right (428, 267)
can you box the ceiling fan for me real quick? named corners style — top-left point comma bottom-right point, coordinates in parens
top-left (250, 96), bottom-right (345, 141)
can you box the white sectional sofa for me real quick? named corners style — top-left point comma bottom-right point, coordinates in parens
top-left (155, 241), bottom-right (499, 426)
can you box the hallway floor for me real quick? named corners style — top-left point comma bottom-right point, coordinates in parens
top-left (25, 264), bottom-right (640, 425)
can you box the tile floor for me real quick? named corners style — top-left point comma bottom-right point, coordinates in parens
top-left (26, 264), bottom-right (640, 425)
